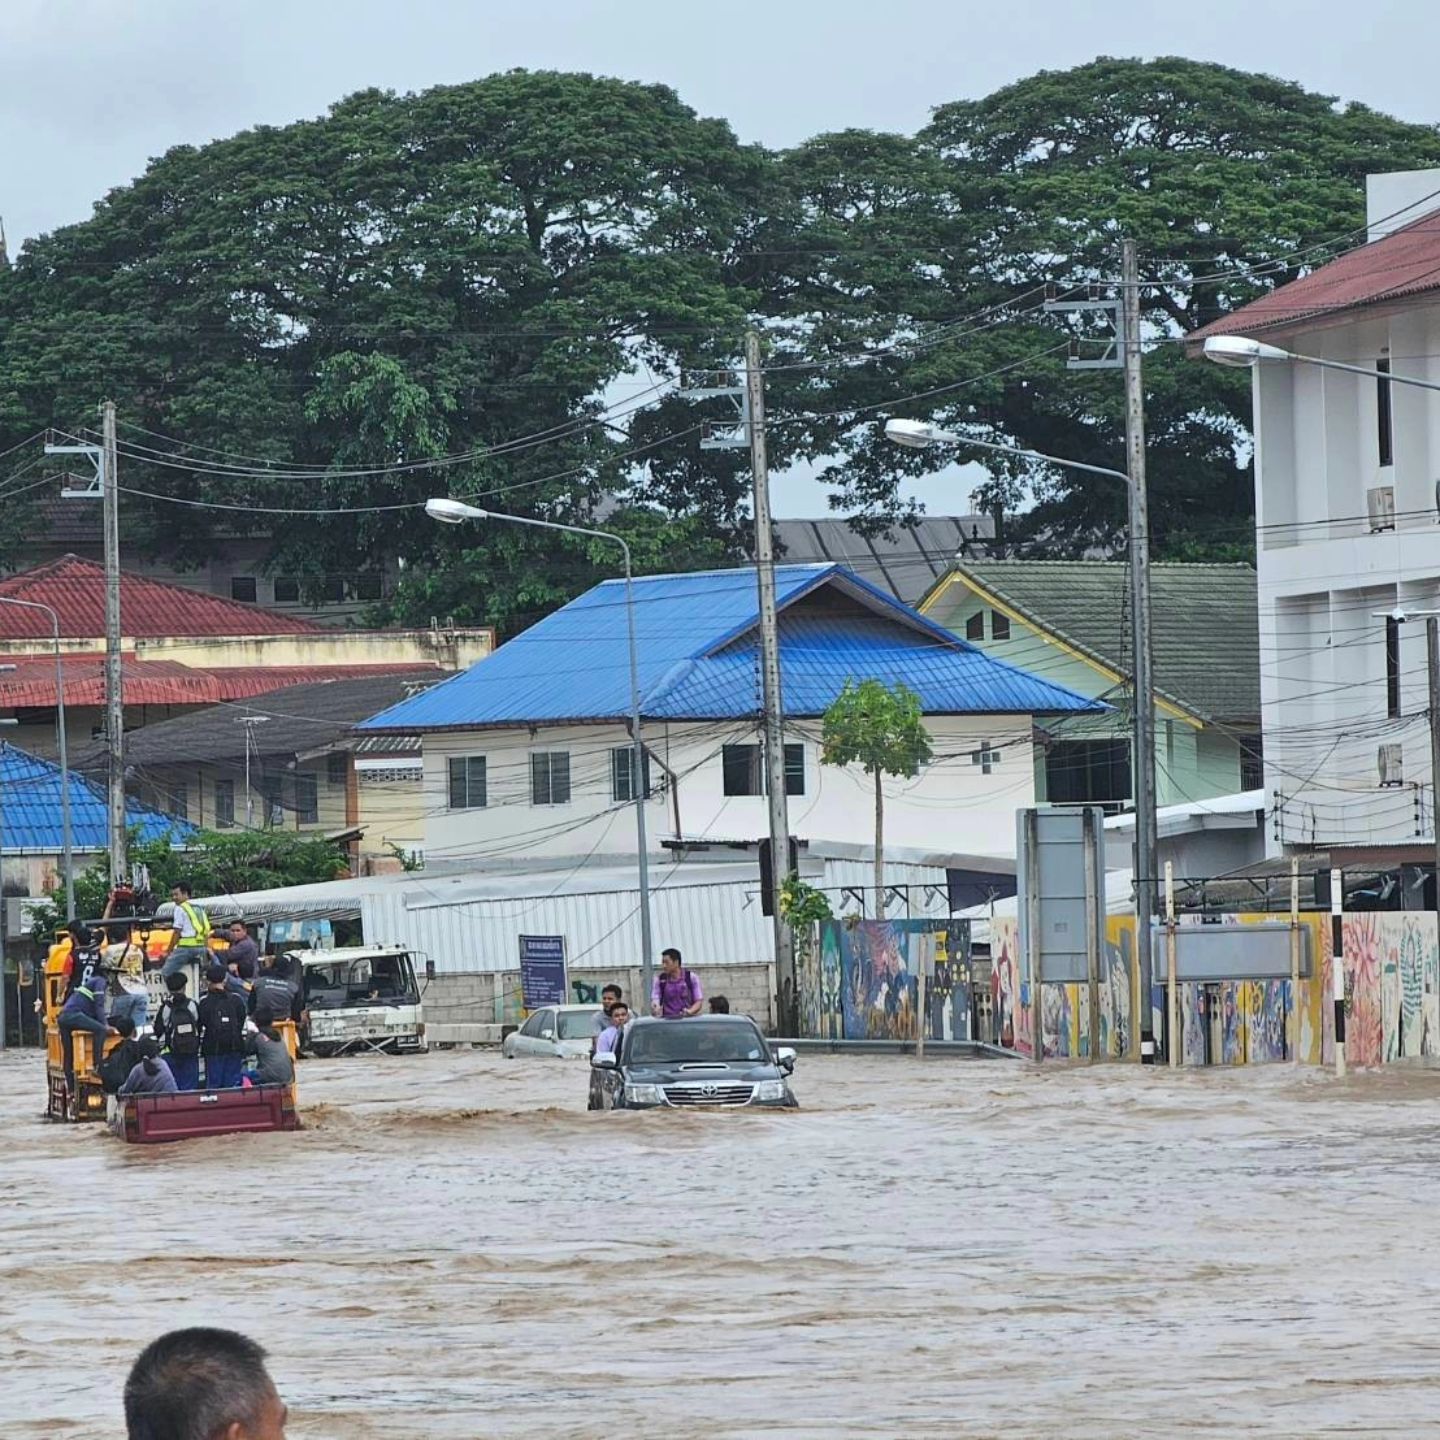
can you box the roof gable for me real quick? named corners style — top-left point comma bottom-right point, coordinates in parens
top-left (359, 562), bottom-right (1103, 731)
top-left (1188, 207), bottom-right (1440, 342)
top-left (934, 560), bottom-right (1260, 724)
top-left (0, 554), bottom-right (321, 639)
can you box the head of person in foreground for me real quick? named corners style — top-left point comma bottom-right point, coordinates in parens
top-left (125, 1327), bottom-right (287, 1440)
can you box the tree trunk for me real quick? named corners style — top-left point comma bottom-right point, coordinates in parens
top-left (874, 768), bottom-right (885, 919)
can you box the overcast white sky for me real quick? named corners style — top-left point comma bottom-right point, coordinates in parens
top-left (2, 0), bottom-right (1436, 515)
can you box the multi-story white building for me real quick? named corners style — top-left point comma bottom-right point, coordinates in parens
top-left (1193, 169), bottom-right (1440, 855)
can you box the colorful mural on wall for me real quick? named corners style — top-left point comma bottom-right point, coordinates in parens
top-left (807, 920), bottom-right (972, 1041)
top-left (988, 909), bottom-right (1440, 1068)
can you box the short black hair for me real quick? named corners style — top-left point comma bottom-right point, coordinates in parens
top-left (172, 881), bottom-right (192, 897)
top-left (112, 1014), bottom-right (137, 1038)
top-left (708, 995), bottom-right (730, 1014)
top-left (601, 984), bottom-right (622, 999)
top-left (661, 947), bottom-right (682, 965)
top-left (610, 1000), bottom-right (631, 1014)
top-left (253, 1006), bottom-right (275, 1028)
top-left (124, 1327), bottom-right (276, 1440)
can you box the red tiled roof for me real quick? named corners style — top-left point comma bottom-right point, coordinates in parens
top-left (0, 554), bottom-right (321, 639)
top-left (1189, 210), bottom-right (1440, 344)
top-left (0, 657), bottom-right (445, 708)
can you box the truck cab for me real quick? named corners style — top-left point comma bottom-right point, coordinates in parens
top-left (298, 946), bottom-right (427, 1057)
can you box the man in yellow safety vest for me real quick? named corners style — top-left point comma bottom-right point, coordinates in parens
top-left (160, 881), bottom-right (212, 979)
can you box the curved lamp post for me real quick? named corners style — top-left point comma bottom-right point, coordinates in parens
top-left (425, 497), bottom-right (655, 1007)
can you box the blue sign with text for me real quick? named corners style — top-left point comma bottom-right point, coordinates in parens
top-left (519, 934), bottom-right (568, 1009)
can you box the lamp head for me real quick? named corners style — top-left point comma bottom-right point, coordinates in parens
top-left (884, 417), bottom-right (940, 450)
top-left (425, 497), bottom-right (488, 524)
top-left (1202, 335), bottom-right (1290, 369)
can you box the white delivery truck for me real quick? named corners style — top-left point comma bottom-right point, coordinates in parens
top-left (297, 945), bottom-right (428, 1057)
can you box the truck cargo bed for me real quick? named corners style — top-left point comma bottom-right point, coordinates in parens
top-left (120, 1085), bottom-right (300, 1143)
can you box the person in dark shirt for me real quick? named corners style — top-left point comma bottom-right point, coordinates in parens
top-left (244, 1007), bottom-right (296, 1088)
top-left (98, 1014), bottom-right (145, 1095)
top-left (197, 963), bottom-right (249, 1089)
top-left (250, 953), bottom-right (302, 1025)
top-left (119, 1038), bottom-right (178, 1097)
top-left (215, 919), bottom-right (260, 1002)
top-left (58, 969), bottom-right (116, 1090)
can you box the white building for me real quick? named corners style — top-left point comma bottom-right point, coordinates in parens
top-left (1193, 168), bottom-right (1440, 856)
top-left (357, 563), bottom-right (1103, 881)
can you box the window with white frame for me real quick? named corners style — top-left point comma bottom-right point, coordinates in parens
top-left (447, 756), bottom-right (487, 810)
top-left (721, 742), bottom-right (805, 796)
top-left (530, 751), bottom-right (571, 806)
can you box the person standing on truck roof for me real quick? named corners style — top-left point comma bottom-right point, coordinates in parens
top-left (243, 1008), bottom-right (296, 1088)
top-left (119, 1038), bottom-right (178, 1097)
top-left (161, 882), bottom-right (212, 979)
top-left (197, 963), bottom-right (248, 1089)
top-left (154, 972), bottom-right (202, 1091)
top-left (58, 962), bottom-right (117, 1091)
top-left (651, 948), bottom-right (703, 1019)
top-left (124, 1327), bottom-right (289, 1440)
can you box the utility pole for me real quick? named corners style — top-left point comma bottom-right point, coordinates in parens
top-left (745, 331), bottom-right (797, 1037)
top-left (102, 401), bottom-right (125, 885)
top-left (1121, 239), bottom-right (1160, 1065)
top-left (1428, 618), bottom-right (1440, 924)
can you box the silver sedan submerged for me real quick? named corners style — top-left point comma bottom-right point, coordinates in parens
top-left (502, 1004), bottom-right (604, 1059)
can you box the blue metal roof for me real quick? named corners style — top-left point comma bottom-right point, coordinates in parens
top-left (1, 743), bottom-right (192, 853)
top-left (357, 563), bottom-right (1103, 731)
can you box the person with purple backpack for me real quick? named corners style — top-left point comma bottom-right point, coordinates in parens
top-left (650, 948), bottom-right (704, 1019)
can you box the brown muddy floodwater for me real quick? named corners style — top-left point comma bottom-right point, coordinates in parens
top-left (5, 1048), bottom-right (1440, 1439)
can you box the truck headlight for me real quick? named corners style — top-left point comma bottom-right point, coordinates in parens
top-left (624, 1083), bottom-right (664, 1105)
top-left (755, 1080), bottom-right (787, 1102)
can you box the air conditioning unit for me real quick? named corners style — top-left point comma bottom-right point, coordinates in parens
top-left (1367, 484), bottom-right (1396, 532)
top-left (1378, 743), bottom-right (1405, 787)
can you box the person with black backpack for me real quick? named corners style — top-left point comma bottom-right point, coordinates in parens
top-left (153, 972), bottom-right (202, 1090)
top-left (197, 963), bottom-right (249, 1089)
top-left (650, 948), bottom-right (704, 1019)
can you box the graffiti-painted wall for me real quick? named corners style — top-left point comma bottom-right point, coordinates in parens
top-left (803, 920), bottom-right (972, 1041)
top-left (988, 909), bottom-right (1440, 1067)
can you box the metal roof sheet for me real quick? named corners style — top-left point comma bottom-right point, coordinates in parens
top-left (0, 554), bottom-right (320, 639)
top-left (1188, 209), bottom-right (1440, 342)
top-left (358, 562), bottom-right (1101, 732)
top-left (0, 741), bottom-right (193, 852)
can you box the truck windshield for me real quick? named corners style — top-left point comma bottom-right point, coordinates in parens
top-left (304, 954), bottom-right (418, 1009)
top-left (625, 1021), bottom-right (768, 1065)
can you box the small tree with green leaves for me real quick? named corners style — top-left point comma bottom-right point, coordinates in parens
top-left (821, 680), bottom-right (933, 914)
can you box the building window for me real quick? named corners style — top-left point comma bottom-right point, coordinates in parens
top-left (294, 773), bottom-right (319, 825)
top-left (1238, 735), bottom-right (1264, 791)
top-left (447, 756), bottom-right (487, 810)
top-left (230, 576), bottom-right (257, 603)
top-left (611, 746), bottom-right (653, 802)
top-left (273, 577), bottom-right (300, 604)
top-left (261, 770), bottom-right (284, 828)
top-left (327, 751), bottom-right (348, 787)
top-left (991, 610), bottom-right (1011, 640)
top-left (1046, 739), bottom-right (1132, 808)
top-left (215, 779), bottom-right (235, 829)
top-left (1387, 614), bottom-right (1402, 719)
top-left (1377, 358), bottom-right (1394, 468)
top-left (964, 612), bottom-right (984, 641)
top-left (167, 782), bottom-right (188, 820)
top-left (531, 752), bottom-right (571, 806)
top-left (721, 742), bottom-right (805, 797)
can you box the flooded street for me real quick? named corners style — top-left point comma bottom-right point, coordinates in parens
top-left (5, 1048), bottom-right (1440, 1438)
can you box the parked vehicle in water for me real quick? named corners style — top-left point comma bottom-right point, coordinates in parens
top-left (299, 947), bottom-right (427, 1057)
top-left (589, 1016), bottom-right (798, 1110)
top-left (502, 1005), bottom-right (603, 1059)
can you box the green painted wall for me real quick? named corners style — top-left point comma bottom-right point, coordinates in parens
top-left (926, 583), bottom-right (1245, 808)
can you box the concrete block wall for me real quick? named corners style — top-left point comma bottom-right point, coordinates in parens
top-left (421, 962), bottom-right (777, 1033)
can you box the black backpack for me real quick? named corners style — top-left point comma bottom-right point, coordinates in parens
top-left (166, 999), bottom-right (200, 1057)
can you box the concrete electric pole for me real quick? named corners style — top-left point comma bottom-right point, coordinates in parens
top-left (101, 401), bottom-right (126, 884)
top-left (1121, 240), bottom-right (1160, 1064)
top-left (744, 331), bottom-right (798, 1036)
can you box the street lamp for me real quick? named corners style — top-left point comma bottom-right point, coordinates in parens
top-left (0, 597), bottom-right (75, 918)
top-left (883, 417), bottom-right (1162, 1062)
top-left (425, 497), bottom-right (656, 1006)
top-left (1203, 334), bottom-right (1440, 394)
